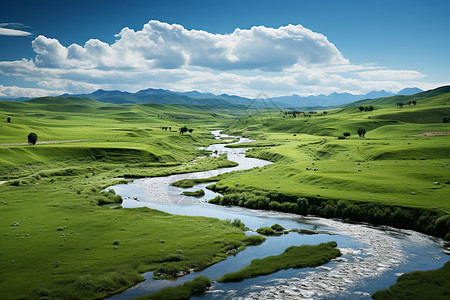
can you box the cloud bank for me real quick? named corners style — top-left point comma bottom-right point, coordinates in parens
top-left (0, 20), bottom-right (432, 98)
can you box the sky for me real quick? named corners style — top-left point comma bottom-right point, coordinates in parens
top-left (1, 0), bottom-right (449, 99)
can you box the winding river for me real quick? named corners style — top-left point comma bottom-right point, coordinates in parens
top-left (110, 130), bottom-right (448, 299)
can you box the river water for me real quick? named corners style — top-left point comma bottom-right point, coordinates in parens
top-left (109, 130), bottom-right (448, 299)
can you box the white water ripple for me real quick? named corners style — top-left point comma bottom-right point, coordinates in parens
top-left (235, 219), bottom-right (434, 299)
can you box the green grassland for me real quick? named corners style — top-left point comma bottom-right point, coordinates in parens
top-left (217, 241), bottom-right (341, 282)
top-left (372, 261), bottom-right (450, 299)
top-left (211, 88), bottom-right (450, 238)
top-left (1, 88), bottom-right (450, 299)
top-left (0, 97), bottom-right (247, 299)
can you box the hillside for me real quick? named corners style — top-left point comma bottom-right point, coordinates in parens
top-left (60, 88), bottom-right (250, 106)
top-left (346, 85), bottom-right (450, 107)
top-left (217, 87), bottom-right (450, 218)
top-left (40, 86), bottom-right (426, 108)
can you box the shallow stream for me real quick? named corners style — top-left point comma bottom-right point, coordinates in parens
top-left (110, 130), bottom-right (448, 299)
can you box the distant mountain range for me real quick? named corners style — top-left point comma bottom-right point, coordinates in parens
top-left (59, 88), bottom-right (251, 106)
top-left (269, 87), bottom-right (423, 108)
top-left (1, 87), bottom-right (424, 108)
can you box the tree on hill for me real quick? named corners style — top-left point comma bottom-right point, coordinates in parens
top-left (179, 126), bottom-right (188, 135)
top-left (358, 106), bottom-right (374, 112)
top-left (343, 132), bottom-right (351, 137)
top-left (6, 117), bottom-right (10, 123)
top-left (357, 127), bottom-right (366, 138)
top-left (27, 132), bottom-right (38, 145)
top-left (443, 117), bottom-right (449, 123)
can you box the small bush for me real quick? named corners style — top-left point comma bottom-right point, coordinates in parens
top-left (181, 189), bottom-right (205, 197)
top-left (271, 224), bottom-right (286, 232)
top-left (162, 254), bottom-right (184, 262)
top-left (256, 227), bottom-right (275, 235)
top-left (343, 132), bottom-right (351, 137)
top-left (113, 240), bottom-right (120, 245)
top-left (357, 127), bottom-right (366, 137)
top-left (27, 132), bottom-right (38, 145)
top-left (10, 180), bottom-right (20, 186)
top-left (223, 240), bottom-right (242, 251)
top-left (243, 235), bottom-right (266, 246)
top-left (227, 218), bottom-right (247, 230)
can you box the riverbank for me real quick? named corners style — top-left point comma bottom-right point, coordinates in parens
top-left (208, 185), bottom-right (450, 240)
top-left (373, 261), bottom-right (450, 299)
top-left (0, 99), bottom-right (256, 299)
top-left (114, 131), bottom-right (447, 299)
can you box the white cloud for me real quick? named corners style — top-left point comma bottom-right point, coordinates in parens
top-left (357, 69), bottom-right (425, 81)
top-left (0, 84), bottom-right (60, 98)
top-left (0, 23), bottom-right (32, 36)
top-left (25, 21), bottom-right (348, 72)
top-left (0, 20), bottom-right (439, 98)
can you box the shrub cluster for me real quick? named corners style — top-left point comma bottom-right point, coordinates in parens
top-left (97, 189), bottom-right (123, 205)
top-left (224, 218), bottom-right (247, 231)
top-left (210, 189), bottom-right (450, 239)
top-left (242, 235), bottom-right (266, 246)
top-left (256, 227), bottom-right (276, 235)
top-left (210, 192), bottom-right (309, 215)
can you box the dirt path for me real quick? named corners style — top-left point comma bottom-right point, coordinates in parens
top-left (0, 139), bottom-right (89, 146)
top-left (412, 131), bottom-right (450, 137)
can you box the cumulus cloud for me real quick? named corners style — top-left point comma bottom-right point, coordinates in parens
top-left (26, 20), bottom-right (348, 72)
top-left (0, 23), bottom-right (32, 36)
top-left (0, 20), bottom-right (437, 98)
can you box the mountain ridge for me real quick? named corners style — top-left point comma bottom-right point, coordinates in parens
top-left (1, 86), bottom-right (425, 108)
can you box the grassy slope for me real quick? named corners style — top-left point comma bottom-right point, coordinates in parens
top-left (217, 241), bottom-right (341, 282)
top-left (372, 261), bottom-right (450, 299)
top-left (219, 91), bottom-right (450, 212)
top-left (0, 98), bottom-right (246, 299)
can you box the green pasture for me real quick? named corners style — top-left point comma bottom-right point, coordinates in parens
top-left (0, 97), bottom-right (246, 299)
top-left (0, 88), bottom-right (449, 299)
top-left (221, 91), bottom-right (450, 212)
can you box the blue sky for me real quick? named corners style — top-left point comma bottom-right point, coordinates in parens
top-left (1, 0), bottom-right (449, 98)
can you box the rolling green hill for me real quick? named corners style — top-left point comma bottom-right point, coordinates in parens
top-left (211, 87), bottom-right (450, 239)
top-left (347, 85), bottom-right (450, 107)
top-left (0, 96), bottom-right (250, 299)
top-left (0, 87), bottom-right (449, 299)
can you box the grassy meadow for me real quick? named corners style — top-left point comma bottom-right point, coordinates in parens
top-left (1, 87), bottom-right (449, 299)
top-left (0, 97), bottom-right (248, 299)
top-left (210, 88), bottom-right (450, 238)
